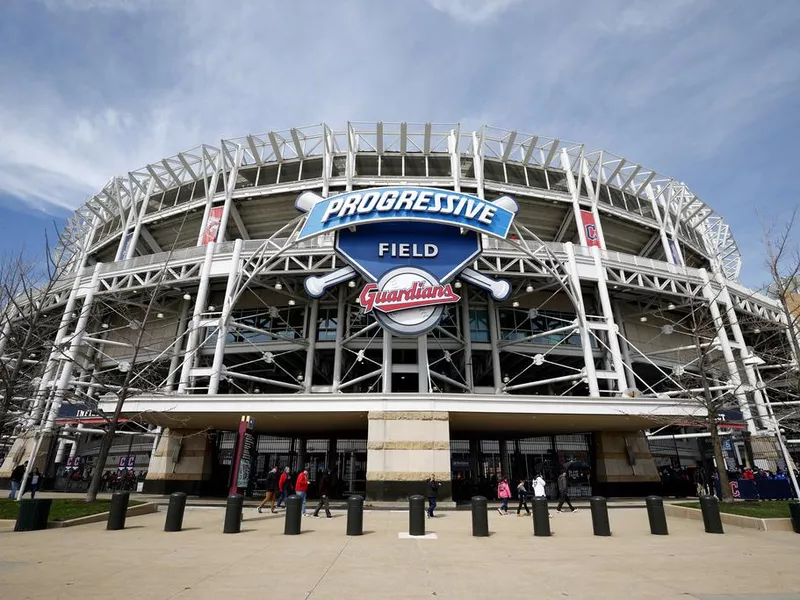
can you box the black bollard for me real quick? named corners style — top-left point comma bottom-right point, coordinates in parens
top-left (789, 500), bottom-right (800, 534)
top-left (346, 495), bottom-right (364, 536)
top-left (409, 494), bottom-right (426, 536)
top-left (699, 495), bottom-right (724, 534)
top-left (645, 495), bottom-right (668, 535)
top-left (590, 496), bottom-right (611, 536)
top-left (284, 495), bottom-right (302, 535)
top-left (223, 494), bottom-right (244, 534)
top-left (164, 492), bottom-right (188, 532)
top-left (532, 496), bottom-right (551, 537)
top-left (471, 496), bottom-right (489, 537)
top-left (107, 491), bottom-right (130, 531)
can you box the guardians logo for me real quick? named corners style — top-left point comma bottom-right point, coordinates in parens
top-left (296, 187), bottom-right (518, 335)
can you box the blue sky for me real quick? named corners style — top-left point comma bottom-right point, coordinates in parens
top-left (0, 0), bottom-right (798, 289)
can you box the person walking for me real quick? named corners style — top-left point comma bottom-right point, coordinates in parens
top-left (295, 468), bottom-right (309, 516)
top-left (257, 466), bottom-right (280, 513)
top-left (496, 477), bottom-right (511, 515)
top-left (426, 474), bottom-right (441, 518)
top-left (276, 466), bottom-right (291, 508)
top-left (9, 461), bottom-right (27, 499)
top-left (556, 469), bottom-right (576, 512)
top-left (313, 469), bottom-right (334, 518)
top-left (27, 469), bottom-right (41, 499)
top-left (532, 472), bottom-right (552, 518)
top-left (516, 479), bottom-right (531, 516)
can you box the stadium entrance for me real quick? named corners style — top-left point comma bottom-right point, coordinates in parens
top-left (207, 432), bottom-right (367, 498)
top-left (449, 433), bottom-right (592, 502)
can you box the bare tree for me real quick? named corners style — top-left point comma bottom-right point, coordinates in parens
top-left (0, 235), bottom-right (76, 451)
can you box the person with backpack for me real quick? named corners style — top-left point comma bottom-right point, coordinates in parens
top-left (496, 477), bottom-right (511, 515)
top-left (426, 475), bottom-right (441, 518)
top-left (516, 479), bottom-right (531, 516)
top-left (257, 466), bottom-right (280, 513)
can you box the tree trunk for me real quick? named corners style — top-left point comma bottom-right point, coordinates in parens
top-left (85, 390), bottom-right (128, 502)
top-left (709, 422), bottom-right (733, 502)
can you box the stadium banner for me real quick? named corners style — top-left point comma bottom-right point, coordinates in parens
top-left (296, 186), bottom-right (518, 336)
top-left (580, 210), bottom-right (602, 249)
top-left (201, 206), bottom-right (224, 246)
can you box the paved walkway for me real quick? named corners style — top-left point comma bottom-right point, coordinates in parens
top-left (1, 506), bottom-right (798, 599)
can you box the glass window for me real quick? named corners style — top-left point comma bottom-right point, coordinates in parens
top-left (469, 308), bottom-right (490, 342)
top-left (317, 308), bottom-right (338, 341)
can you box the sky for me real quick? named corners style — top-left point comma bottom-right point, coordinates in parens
top-left (0, 0), bottom-right (798, 289)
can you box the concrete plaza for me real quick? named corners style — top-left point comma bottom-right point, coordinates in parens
top-left (0, 505), bottom-right (798, 599)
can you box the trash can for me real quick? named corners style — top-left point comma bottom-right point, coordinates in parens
top-left (14, 499), bottom-right (53, 532)
top-left (789, 500), bottom-right (800, 534)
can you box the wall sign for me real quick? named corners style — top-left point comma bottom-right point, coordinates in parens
top-left (297, 187), bottom-right (518, 336)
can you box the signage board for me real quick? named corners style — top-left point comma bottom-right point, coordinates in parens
top-left (296, 187), bottom-right (518, 336)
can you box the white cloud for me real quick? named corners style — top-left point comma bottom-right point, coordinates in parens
top-left (426, 0), bottom-right (522, 23)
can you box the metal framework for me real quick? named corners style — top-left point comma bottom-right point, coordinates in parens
top-left (3, 122), bottom-right (794, 448)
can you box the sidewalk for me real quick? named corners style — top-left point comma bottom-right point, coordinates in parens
top-left (1, 505), bottom-right (798, 599)
top-left (8, 489), bottom-right (682, 510)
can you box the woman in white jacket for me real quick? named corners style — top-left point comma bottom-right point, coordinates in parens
top-left (532, 473), bottom-right (552, 518)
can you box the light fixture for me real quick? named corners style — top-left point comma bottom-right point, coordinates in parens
top-left (512, 301), bottom-right (519, 307)
top-left (208, 306), bottom-right (215, 312)
top-left (156, 312), bottom-right (164, 319)
top-left (667, 303), bottom-right (676, 310)
top-left (253, 388), bottom-right (261, 394)
top-left (102, 323), bottom-right (109, 329)
top-left (348, 280), bottom-right (356, 288)
top-left (525, 284), bottom-right (533, 293)
top-left (297, 373), bottom-right (304, 382)
top-left (753, 328), bottom-right (761, 334)
top-left (639, 316), bottom-right (648, 322)
top-left (502, 374), bottom-right (510, 384)
top-left (288, 299), bottom-right (296, 306)
top-left (274, 282), bottom-right (283, 290)
top-left (454, 281), bottom-right (462, 289)
top-left (183, 293), bottom-right (191, 301)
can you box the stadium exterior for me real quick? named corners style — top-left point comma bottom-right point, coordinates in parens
top-left (1, 122), bottom-right (795, 501)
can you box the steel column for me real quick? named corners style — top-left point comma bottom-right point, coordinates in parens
top-left (178, 242), bottom-right (216, 393)
top-left (304, 299), bottom-right (319, 392)
top-left (565, 242), bottom-right (600, 397)
top-left (487, 298), bottom-right (503, 394)
top-left (208, 239), bottom-right (243, 394)
top-left (699, 269), bottom-right (755, 434)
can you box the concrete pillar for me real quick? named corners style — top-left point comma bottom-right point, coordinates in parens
top-left (593, 431), bottom-right (660, 497)
top-left (142, 428), bottom-right (213, 495)
top-left (366, 411), bottom-right (451, 501)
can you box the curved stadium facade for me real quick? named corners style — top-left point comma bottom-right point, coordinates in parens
top-left (1, 122), bottom-right (792, 500)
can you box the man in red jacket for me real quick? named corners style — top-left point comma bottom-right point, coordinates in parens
top-left (295, 469), bottom-right (309, 516)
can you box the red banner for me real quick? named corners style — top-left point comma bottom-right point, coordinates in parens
top-left (580, 210), bottom-right (602, 248)
top-left (201, 206), bottom-right (224, 245)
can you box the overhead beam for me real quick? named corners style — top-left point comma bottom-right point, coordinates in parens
top-left (230, 203), bottom-right (251, 240)
top-left (543, 139), bottom-right (560, 168)
top-left (246, 135), bottom-right (263, 166)
top-left (502, 130), bottom-right (517, 161)
top-left (522, 136), bottom-right (538, 165)
top-left (290, 128), bottom-right (305, 160)
top-left (139, 226), bottom-right (162, 254)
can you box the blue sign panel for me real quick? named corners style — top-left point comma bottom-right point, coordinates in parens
top-left (297, 187), bottom-right (515, 241)
top-left (296, 186), bottom-right (518, 336)
top-left (336, 222), bottom-right (480, 283)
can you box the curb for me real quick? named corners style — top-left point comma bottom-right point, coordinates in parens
top-left (664, 504), bottom-right (794, 532)
top-left (46, 502), bottom-right (158, 528)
